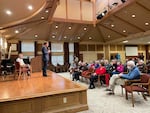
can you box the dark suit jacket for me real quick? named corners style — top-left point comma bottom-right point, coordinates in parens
top-left (42, 46), bottom-right (49, 62)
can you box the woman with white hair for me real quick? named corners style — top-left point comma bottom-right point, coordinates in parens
top-left (106, 60), bottom-right (140, 95)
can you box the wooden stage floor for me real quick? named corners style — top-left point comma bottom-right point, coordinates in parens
top-left (0, 71), bottom-right (88, 113)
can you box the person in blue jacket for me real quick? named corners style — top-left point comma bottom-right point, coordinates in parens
top-left (106, 60), bottom-right (140, 95)
top-left (42, 42), bottom-right (50, 77)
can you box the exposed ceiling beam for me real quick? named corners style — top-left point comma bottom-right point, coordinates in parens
top-left (92, 0), bottom-right (96, 27)
top-left (136, 1), bottom-right (150, 11)
top-left (113, 15), bottom-right (145, 32)
top-left (52, 18), bottom-right (93, 24)
top-left (48, 0), bottom-right (59, 22)
top-left (80, 0), bottom-right (83, 21)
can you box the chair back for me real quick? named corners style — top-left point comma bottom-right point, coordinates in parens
top-left (140, 74), bottom-right (150, 83)
top-left (14, 62), bottom-right (20, 71)
top-left (140, 74), bottom-right (150, 89)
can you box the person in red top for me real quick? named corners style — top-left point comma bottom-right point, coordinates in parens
top-left (89, 62), bottom-right (109, 89)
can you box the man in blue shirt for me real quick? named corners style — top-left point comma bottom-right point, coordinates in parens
top-left (106, 60), bottom-right (141, 94)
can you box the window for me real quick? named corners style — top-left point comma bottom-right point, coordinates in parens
top-left (69, 54), bottom-right (74, 63)
top-left (52, 55), bottom-right (64, 66)
top-left (51, 43), bottom-right (64, 65)
top-left (69, 43), bottom-right (74, 52)
top-left (51, 43), bottom-right (63, 52)
top-left (69, 43), bottom-right (74, 63)
top-left (22, 42), bottom-right (34, 52)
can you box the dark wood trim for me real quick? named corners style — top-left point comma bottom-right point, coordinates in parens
top-left (74, 42), bottom-right (79, 58)
top-left (18, 41), bottom-right (22, 53)
top-left (64, 42), bottom-right (69, 64)
top-left (34, 41), bottom-right (37, 57)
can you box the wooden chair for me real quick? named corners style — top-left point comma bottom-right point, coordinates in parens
top-left (14, 62), bottom-right (31, 80)
top-left (124, 74), bottom-right (150, 107)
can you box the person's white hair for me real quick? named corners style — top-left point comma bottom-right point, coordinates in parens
top-left (127, 60), bottom-right (135, 67)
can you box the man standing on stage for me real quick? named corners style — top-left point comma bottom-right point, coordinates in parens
top-left (42, 42), bottom-right (50, 77)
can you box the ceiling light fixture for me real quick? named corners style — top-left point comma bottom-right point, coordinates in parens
top-left (84, 27), bottom-right (87, 31)
top-left (28, 5), bottom-right (33, 10)
top-left (41, 16), bottom-right (45, 19)
top-left (6, 10), bottom-right (12, 15)
top-left (108, 35), bottom-right (111, 38)
top-left (15, 30), bottom-right (19, 34)
top-left (77, 36), bottom-right (80, 39)
top-left (123, 30), bottom-right (126, 33)
top-left (55, 25), bottom-right (58, 29)
top-left (68, 26), bottom-right (72, 30)
top-left (34, 34), bottom-right (38, 38)
top-left (145, 22), bottom-right (149, 26)
top-left (45, 10), bottom-right (49, 13)
top-left (122, 40), bottom-right (128, 43)
top-left (132, 14), bottom-right (135, 18)
top-left (64, 36), bottom-right (67, 39)
top-left (89, 37), bottom-right (92, 40)
top-left (148, 42), bottom-right (150, 44)
top-left (111, 24), bottom-right (115, 28)
top-left (52, 35), bottom-right (55, 38)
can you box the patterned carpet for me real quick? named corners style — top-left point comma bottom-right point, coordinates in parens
top-left (58, 72), bottom-right (150, 113)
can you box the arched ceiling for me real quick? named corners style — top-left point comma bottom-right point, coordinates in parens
top-left (0, 0), bottom-right (150, 45)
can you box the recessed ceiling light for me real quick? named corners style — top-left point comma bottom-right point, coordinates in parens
top-left (102, 12), bottom-right (105, 16)
top-left (64, 36), bottom-right (67, 39)
top-left (108, 35), bottom-right (111, 38)
top-left (122, 40), bottom-right (128, 43)
top-left (6, 10), bottom-right (12, 15)
top-left (68, 26), bottom-right (72, 30)
top-left (148, 42), bottom-right (150, 43)
top-left (111, 24), bottom-right (115, 28)
top-left (145, 22), bottom-right (149, 26)
top-left (55, 25), bottom-right (58, 29)
top-left (89, 37), bottom-right (92, 40)
top-left (52, 35), bottom-right (55, 38)
top-left (77, 36), bottom-right (80, 39)
top-left (15, 30), bottom-right (19, 34)
top-left (41, 16), bottom-right (45, 19)
top-left (45, 10), bottom-right (49, 13)
top-left (28, 5), bottom-right (33, 10)
top-left (132, 14), bottom-right (135, 18)
top-left (34, 34), bottom-right (38, 38)
top-left (84, 27), bottom-right (87, 31)
top-left (123, 30), bottom-right (126, 33)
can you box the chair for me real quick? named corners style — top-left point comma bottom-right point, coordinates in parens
top-left (14, 62), bottom-right (31, 80)
top-left (124, 74), bottom-right (150, 107)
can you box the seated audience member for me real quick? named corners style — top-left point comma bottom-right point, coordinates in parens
top-left (137, 60), bottom-right (147, 73)
top-left (111, 61), bottom-right (124, 75)
top-left (89, 62), bottom-right (106, 89)
top-left (116, 61), bottom-right (124, 73)
top-left (16, 53), bottom-right (31, 76)
top-left (106, 60), bottom-right (140, 95)
top-left (94, 60), bottom-right (100, 69)
top-left (72, 62), bottom-right (88, 81)
top-left (109, 60), bottom-right (117, 77)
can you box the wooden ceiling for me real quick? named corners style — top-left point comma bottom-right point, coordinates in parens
top-left (0, 0), bottom-right (150, 44)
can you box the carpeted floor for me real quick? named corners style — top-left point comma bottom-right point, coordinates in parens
top-left (58, 72), bottom-right (150, 113)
